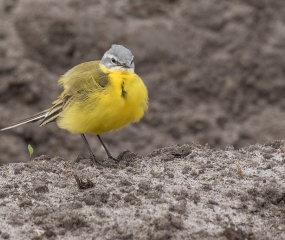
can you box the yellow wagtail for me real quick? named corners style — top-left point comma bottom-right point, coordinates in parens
top-left (0, 44), bottom-right (148, 164)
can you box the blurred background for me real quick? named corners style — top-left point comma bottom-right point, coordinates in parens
top-left (1, 0), bottom-right (285, 163)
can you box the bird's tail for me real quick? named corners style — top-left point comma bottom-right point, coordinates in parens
top-left (0, 110), bottom-right (49, 132)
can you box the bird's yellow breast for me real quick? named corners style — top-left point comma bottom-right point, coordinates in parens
top-left (57, 63), bottom-right (148, 135)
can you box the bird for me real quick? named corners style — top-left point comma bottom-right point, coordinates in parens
top-left (0, 44), bottom-right (148, 164)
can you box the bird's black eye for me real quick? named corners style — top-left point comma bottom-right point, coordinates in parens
top-left (111, 58), bottom-right (116, 63)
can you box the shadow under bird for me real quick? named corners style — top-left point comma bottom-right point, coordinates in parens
top-left (0, 44), bottom-right (149, 164)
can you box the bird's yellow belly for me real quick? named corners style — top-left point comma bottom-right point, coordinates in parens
top-left (57, 72), bottom-right (148, 135)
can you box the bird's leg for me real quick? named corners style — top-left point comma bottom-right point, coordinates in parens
top-left (80, 134), bottom-right (101, 165)
top-left (97, 135), bottom-right (118, 162)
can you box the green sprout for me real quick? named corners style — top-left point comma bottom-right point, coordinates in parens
top-left (277, 226), bottom-right (283, 231)
top-left (28, 144), bottom-right (34, 162)
top-left (203, 175), bottom-right (213, 181)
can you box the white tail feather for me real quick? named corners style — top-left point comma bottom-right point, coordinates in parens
top-left (0, 112), bottom-right (48, 132)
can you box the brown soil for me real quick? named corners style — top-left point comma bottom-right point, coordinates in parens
top-left (0, 0), bottom-right (285, 239)
top-left (1, 141), bottom-right (285, 239)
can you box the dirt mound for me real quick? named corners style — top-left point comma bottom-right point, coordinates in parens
top-left (1, 141), bottom-right (285, 239)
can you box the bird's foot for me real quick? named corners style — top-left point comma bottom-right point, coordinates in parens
top-left (90, 154), bottom-right (104, 166)
top-left (108, 155), bottom-right (120, 163)
top-left (89, 154), bottom-right (118, 168)
top-left (116, 150), bottom-right (137, 162)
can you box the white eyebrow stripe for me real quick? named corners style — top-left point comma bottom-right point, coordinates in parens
top-left (106, 53), bottom-right (117, 59)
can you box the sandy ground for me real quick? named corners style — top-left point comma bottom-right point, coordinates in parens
top-left (1, 0), bottom-right (285, 239)
top-left (1, 141), bottom-right (285, 239)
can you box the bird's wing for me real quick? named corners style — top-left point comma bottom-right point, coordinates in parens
top-left (59, 61), bottom-right (109, 94)
top-left (39, 95), bottom-right (72, 126)
top-left (40, 61), bottom-right (109, 126)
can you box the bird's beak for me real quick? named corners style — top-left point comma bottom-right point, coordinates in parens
top-left (123, 62), bottom-right (132, 69)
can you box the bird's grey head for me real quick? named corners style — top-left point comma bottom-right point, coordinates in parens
top-left (101, 44), bottom-right (135, 71)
